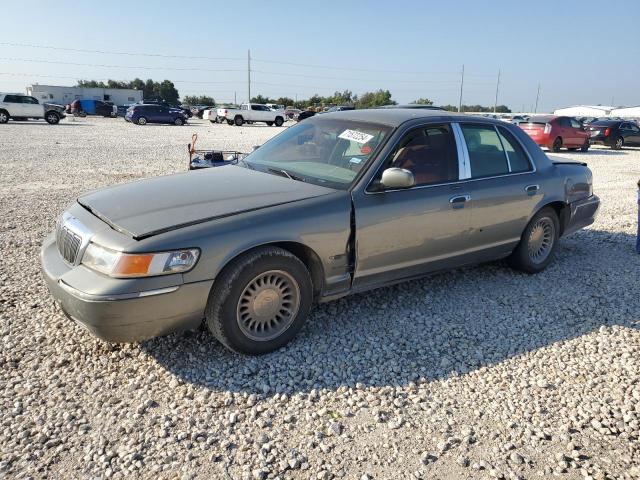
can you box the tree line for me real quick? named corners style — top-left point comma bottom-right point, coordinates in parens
top-left (75, 79), bottom-right (511, 112)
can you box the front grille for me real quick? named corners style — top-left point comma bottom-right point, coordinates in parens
top-left (56, 222), bottom-right (82, 265)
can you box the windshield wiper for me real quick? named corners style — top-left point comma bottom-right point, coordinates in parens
top-left (267, 167), bottom-right (304, 182)
top-left (235, 158), bottom-right (255, 170)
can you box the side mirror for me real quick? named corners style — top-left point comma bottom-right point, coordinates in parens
top-left (380, 168), bottom-right (415, 189)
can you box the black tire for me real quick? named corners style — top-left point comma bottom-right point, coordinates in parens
top-left (0, 110), bottom-right (10, 123)
top-left (567, 148), bottom-right (578, 151)
top-left (266, 121), bottom-right (274, 126)
top-left (580, 140), bottom-right (590, 152)
top-left (227, 120), bottom-right (234, 125)
top-left (210, 120), bottom-right (217, 124)
top-left (234, 116), bottom-right (244, 126)
top-left (205, 246), bottom-right (313, 355)
top-left (508, 207), bottom-right (559, 274)
top-left (612, 136), bottom-right (624, 150)
top-left (275, 116), bottom-right (284, 127)
top-left (45, 111), bottom-right (60, 125)
top-left (137, 116), bottom-right (147, 125)
top-left (174, 117), bottom-right (184, 126)
top-left (551, 137), bottom-right (562, 152)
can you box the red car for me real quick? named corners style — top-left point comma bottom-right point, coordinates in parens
top-left (518, 116), bottom-right (590, 152)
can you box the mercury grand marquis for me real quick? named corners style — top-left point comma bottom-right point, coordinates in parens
top-left (41, 109), bottom-right (600, 354)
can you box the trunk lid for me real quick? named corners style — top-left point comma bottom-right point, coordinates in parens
top-left (78, 165), bottom-right (334, 239)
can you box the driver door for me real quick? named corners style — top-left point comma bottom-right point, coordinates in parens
top-left (21, 96), bottom-right (43, 118)
top-left (351, 124), bottom-right (473, 290)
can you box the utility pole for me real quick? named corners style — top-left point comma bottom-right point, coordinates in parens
top-left (493, 69), bottom-right (501, 113)
top-left (234, 91), bottom-right (236, 105)
top-left (534, 83), bottom-right (541, 113)
top-left (458, 64), bottom-right (465, 113)
top-left (247, 49), bottom-right (251, 103)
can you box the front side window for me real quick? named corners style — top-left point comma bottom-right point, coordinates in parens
top-left (243, 118), bottom-right (391, 190)
top-left (461, 124), bottom-right (510, 178)
top-left (570, 118), bottom-right (582, 129)
top-left (382, 124), bottom-right (458, 186)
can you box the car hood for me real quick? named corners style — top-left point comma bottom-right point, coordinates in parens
top-left (78, 165), bottom-right (335, 239)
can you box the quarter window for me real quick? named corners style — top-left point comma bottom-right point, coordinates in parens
top-left (497, 127), bottom-right (532, 173)
top-left (384, 124), bottom-right (459, 186)
top-left (461, 124), bottom-right (510, 178)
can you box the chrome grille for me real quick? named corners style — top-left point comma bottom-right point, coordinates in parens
top-left (56, 222), bottom-right (83, 265)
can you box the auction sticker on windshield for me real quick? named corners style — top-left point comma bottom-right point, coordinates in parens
top-left (339, 129), bottom-right (374, 144)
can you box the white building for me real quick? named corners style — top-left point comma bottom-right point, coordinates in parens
top-left (610, 106), bottom-right (640, 118)
top-left (26, 84), bottom-right (143, 106)
top-left (553, 105), bottom-right (614, 117)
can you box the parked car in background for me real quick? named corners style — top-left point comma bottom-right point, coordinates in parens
top-left (216, 103), bottom-right (285, 126)
top-left (518, 116), bottom-right (590, 152)
top-left (296, 109), bottom-right (316, 122)
top-left (42, 109), bottom-right (599, 354)
top-left (125, 104), bottom-right (188, 125)
top-left (189, 105), bottom-right (214, 119)
top-left (265, 103), bottom-right (285, 111)
top-left (0, 93), bottom-right (64, 124)
top-left (139, 99), bottom-right (192, 118)
top-left (324, 105), bottom-right (355, 113)
top-left (284, 108), bottom-right (301, 120)
top-left (66, 99), bottom-right (117, 117)
top-left (586, 120), bottom-right (640, 149)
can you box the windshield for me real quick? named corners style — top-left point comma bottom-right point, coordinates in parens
top-left (242, 118), bottom-right (392, 190)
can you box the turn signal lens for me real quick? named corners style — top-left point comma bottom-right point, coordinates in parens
top-left (82, 243), bottom-right (199, 278)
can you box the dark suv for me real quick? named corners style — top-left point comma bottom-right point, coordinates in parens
top-left (586, 120), bottom-right (640, 149)
top-left (125, 104), bottom-right (187, 126)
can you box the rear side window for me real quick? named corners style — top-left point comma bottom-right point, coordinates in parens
top-left (497, 127), bottom-right (532, 173)
top-left (569, 118), bottom-right (582, 129)
top-left (461, 125), bottom-right (510, 178)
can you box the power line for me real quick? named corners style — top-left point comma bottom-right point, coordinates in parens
top-left (0, 71), bottom-right (243, 86)
top-left (0, 57), bottom-right (243, 72)
top-left (0, 42), bottom-right (243, 61)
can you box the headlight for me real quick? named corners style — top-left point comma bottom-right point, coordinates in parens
top-left (82, 243), bottom-right (199, 278)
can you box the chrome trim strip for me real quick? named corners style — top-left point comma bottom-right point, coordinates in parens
top-left (451, 122), bottom-right (471, 179)
top-left (58, 280), bottom-right (179, 301)
top-left (59, 211), bottom-right (93, 266)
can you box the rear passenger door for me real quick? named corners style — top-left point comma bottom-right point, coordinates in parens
top-left (2, 95), bottom-right (25, 116)
top-left (458, 123), bottom-right (539, 256)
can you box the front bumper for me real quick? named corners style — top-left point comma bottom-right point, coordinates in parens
top-left (40, 233), bottom-right (213, 343)
top-left (564, 195), bottom-right (600, 236)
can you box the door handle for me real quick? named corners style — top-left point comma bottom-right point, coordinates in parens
top-left (525, 184), bottom-right (540, 196)
top-left (449, 194), bottom-right (471, 209)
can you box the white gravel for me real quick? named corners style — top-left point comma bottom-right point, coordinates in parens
top-left (0, 117), bottom-right (639, 480)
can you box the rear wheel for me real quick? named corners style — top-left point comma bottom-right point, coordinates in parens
top-left (508, 207), bottom-right (559, 274)
top-left (567, 147), bottom-right (578, 151)
top-left (266, 121), bottom-right (274, 126)
top-left (234, 116), bottom-right (244, 126)
top-left (227, 119), bottom-right (234, 125)
top-left (612, 136), bottom-right (624, 150)
top-left (137, 116), bottom-right (147, 125)
top-left (275, 116), bottom-right (284, 127)
top-left (205, 246), bottom-right (313, 355)
top-left (550, 137), bottom-right (563, 152)
top-left (0, 110), bottom-right (9, 123)
top-left (580, 139), bottom-right (590, 152)
top-left (174, 117), bottom-right (184, 126)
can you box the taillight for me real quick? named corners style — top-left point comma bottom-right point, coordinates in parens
top-left (604, 128), bottom-right (611, 137)
top-left (543, 123), bottom-right (551, 134)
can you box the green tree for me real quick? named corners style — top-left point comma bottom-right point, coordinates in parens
top-left (357, 89), bottom-right (395, 108)
top-left (250, 94), bottom-right (273, 104)
top-left (411, 98), bottom-right (434, 105)
top-left (183, 95), bottom-right (215, 105)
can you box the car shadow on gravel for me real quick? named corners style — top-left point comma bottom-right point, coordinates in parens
top-left (139, 229), bottom-right (640, 395)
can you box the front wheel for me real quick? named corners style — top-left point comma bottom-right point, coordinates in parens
top-left (45, 111), bottom-right (60, 125)
top-left (275, 116), bottom-right (284, 127)
top-left (612, 137), bottom-right (624, 150)
top-left (234, 116), bottom-right (244, 126)
top-left (205, 246), bottom-right (313, 355)
top-left (508, 207), bottom-right (559, 274)
top-left (226, 119), bottom-right (234, 125)
top-left (266, 121), bottom-right (274, 126)
top-left (174, 117), bottom-right (184, 126)
top-left (0, 110), bottom-right (8, 124)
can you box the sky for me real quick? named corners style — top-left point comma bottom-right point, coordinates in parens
top-left (1, 0), bottom-right (639, 112)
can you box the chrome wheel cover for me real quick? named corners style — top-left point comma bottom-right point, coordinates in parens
top-left (616, 138), bottom-right (623, 148)
top-left (0, 112), bottom-right (7, 122)
top-left (528, 217), bottom-right (554, 263)
top-left (236, 270), bottom-right (300, 342)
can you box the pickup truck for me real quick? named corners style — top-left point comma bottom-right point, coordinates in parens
top-left (216, 103), bottom-right (285, 127)
top-left (0, 93), bottom-right (65, 124)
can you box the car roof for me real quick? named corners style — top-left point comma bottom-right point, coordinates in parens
top-left (591, 119), bottom-right (621, 125)
top-left (317, 108), bottom-right (480, 127)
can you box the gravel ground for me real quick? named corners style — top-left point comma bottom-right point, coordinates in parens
top-left (0, 117), bottom-right (639, 480)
